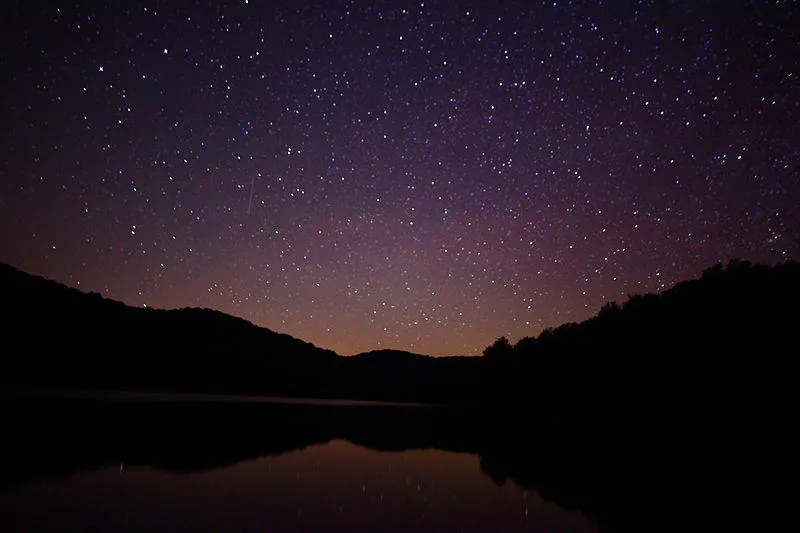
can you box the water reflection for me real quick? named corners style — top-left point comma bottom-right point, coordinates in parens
top-left (0, 395), bottom-right (599, 532)
top-left (1, 393), bottom-right (791, 532)
top-left (3, 439), bottom-right (598, 532)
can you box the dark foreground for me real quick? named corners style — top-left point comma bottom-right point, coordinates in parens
top-left (0, 394), bottom-right (796, 532)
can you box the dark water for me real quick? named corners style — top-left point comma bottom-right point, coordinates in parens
top-left (2, 392), bottom-right (794, 532)
top-left (0, 394), bottom-right (599, 532)
top-left (2, 440), bottom-right (597, 532)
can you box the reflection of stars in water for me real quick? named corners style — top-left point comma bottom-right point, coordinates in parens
top-left (523, 488), bottom-right (529, 517)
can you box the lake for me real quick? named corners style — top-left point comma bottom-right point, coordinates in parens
top-left (0, 393), bottom-right (600, 532)
top-left (2, 391), bottom-right (789, 532)
top-left (2, 441), bottom-right (598, 532)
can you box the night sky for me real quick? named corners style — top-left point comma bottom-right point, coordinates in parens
top-left (1, 1), bottom-right (797, 356)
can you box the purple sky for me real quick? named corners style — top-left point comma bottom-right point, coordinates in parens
top-left (1, 1), bottom-right (797, 355)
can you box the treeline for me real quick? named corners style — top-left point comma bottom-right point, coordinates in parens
top-left (0, 262), bottom-right (477, 401)
top-left (0, 262), bottom-right (337, 394)
top-left (487, 259), bottom-right (799, 362)
top-left (2, 258), bottom-right (797, 531)
top-left (473, 260), bottom-right (800, 531)
top-left (479, 259), bottom-right (800, 434)
top-left (2, 259), bottom-right (799, 412)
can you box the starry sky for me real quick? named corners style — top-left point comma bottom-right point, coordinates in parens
top-left (1, 1), bottom-right (797, 356)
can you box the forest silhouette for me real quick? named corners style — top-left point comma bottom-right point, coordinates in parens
top-left (2, 259), bottom-right (798, 531)
top-left (2, 259), bottom-right (798, 409)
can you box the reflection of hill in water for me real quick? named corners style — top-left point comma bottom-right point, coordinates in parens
top-left (2, 396), bottom-right (796, 532)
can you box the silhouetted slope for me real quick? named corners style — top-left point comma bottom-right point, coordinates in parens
top-left (3, 260), bottom-right (799, 531)
top-left (2, 259), bottom-right (799, 409)
top-left (478, 260), bottom-right (800, 531)
top-left (337, 350), bottom-right (481, 403)
top-left (483, 260), bottom-right (800, 414)
top-left (0, 262), bottom-right (337, 394)
top-left (0, 262), bottom-right (481, 401)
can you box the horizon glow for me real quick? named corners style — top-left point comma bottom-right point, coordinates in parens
top-left (1, 1), bottom-right (797, 355)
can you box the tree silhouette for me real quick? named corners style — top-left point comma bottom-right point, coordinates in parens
top-left (483, 336), bottom-right (512, 358)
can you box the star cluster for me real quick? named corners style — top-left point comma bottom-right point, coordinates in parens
top-left (1, 1), bottom-right (797, 355)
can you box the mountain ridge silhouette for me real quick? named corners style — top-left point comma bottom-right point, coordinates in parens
top-left (3, 259), bottom-right (799, 531)
top-left (2, 259), bottom-right (799, 407)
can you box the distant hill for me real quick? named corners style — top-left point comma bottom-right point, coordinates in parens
top-left (350, 349), bottom-right (433, 362)
top-left (2, 259), bottom-right (799, 410)
top-left (0, 262), bottom-right (338, 395)
top-left (474, 259), bottom-right (800, 467)
top-left (0, 262), bottom-right (478, 401)
top-left (3, 259), bottom-right (798, 532)
top-left (337, 349), bottom-right (480, 403)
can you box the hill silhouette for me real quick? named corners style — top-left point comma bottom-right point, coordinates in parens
top-left (3, 259), bottom-right (799, 531)
top-left (2, 259), bottom-right (799, 408)
top-left (0, 262), bottom-right (337, 395)
top-left (481, 259), bottom-right (800, 414)
top-left (0, 263), bottom-right (482, 401)
top-left (334, 349), bottom-right (481, 403)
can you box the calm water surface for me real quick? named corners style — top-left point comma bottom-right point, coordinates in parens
top-left (0, 394), bottom-right (600, 532)
top-left (2, 440), bottom-right (597, 532)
